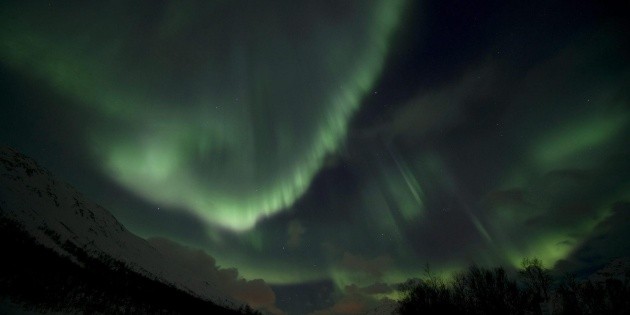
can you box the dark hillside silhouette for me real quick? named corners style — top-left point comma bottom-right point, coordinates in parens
top-left (0, 216), bottom-right (260, 315)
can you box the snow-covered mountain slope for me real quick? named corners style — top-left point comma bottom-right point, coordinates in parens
top-left (0, 146), bottom-right (240, 309)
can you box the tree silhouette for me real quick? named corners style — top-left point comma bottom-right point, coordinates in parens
top-left (397, 264), bottom-right (527, 315)
top-left (396, 258), bottom-right (629, 315)
top-left (519, 257), bottom-right (552, 303)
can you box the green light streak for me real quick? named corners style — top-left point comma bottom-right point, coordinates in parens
top-left (532, 112), bottom-right (627, 171)
top-left (388, 146), bottom-right (425, 219)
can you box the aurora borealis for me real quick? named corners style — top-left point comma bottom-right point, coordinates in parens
top-left (1, 1), bottom-right (629, 314)
top-left (0, 0), bottom-right (406, 231)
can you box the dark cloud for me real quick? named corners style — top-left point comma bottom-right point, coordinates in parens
top-left (272, 280), bottom-right (336, 315)
top-left (365, 64), bottom-right (508, 146)
top-left (348, 283), bottom-right (394, 296)
top-left (148, 238), bottom-right (283, 314)
top-left (485, 189), bottom-right (530, 208)
top-left (307, 283), bottom-right (396, 315)
top-left (340, 253), bottom-right (393, 280)
top-left (556, 202), bottom-right (630, 275)
top-left (287, 220), bottom-right (305, 249)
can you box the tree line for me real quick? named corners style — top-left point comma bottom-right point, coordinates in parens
top-left (397, 258), bottom-right (629, 315)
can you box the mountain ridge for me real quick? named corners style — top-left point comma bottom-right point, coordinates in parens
top-left (0, 146), bottom-right (263, 314)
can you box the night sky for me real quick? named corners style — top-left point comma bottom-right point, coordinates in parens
top-left (1, 1), bottom-right (629, 314)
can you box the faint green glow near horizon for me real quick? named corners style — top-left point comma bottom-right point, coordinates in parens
top-left (496, 100), bottom-right (629, 270)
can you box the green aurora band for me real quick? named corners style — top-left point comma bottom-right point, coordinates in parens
top-left (0, 0), bottom-right (406, 231)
